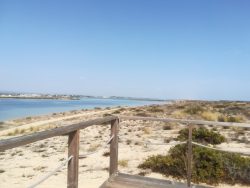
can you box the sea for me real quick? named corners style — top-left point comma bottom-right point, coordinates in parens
top-left (0, 98), bottom-right (163, 121)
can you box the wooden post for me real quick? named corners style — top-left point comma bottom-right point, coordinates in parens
top-left (187, 124), bottom-right (193, 188)
top-left (67, 130), bottom-right (79, 188)
top-left (109, 118), bottom-right (119, 176)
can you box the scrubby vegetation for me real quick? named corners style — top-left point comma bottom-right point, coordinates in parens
top-left (138, 144), bottom-right (250, 185)
top-left (139, 127), bottom-right (250, 185)
top-left (177, 127), bottom-right (226, 145)
top-left (217, 115), bottom-right (244, 123)
top-left (170, 101), bottom-right (248, 123)
top-left (184, 105), bottom-right (204, 115)
top-left (201, 111), bottom-right (218, 121)
top-left (147, 106), bottom-right (164, 113)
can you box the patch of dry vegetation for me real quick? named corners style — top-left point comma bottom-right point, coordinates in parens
top-left (118, 160), bottom-right (129, 167)
top-left (167, 101), bottom-right (249, 123)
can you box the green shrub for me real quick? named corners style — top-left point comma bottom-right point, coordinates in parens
top-left (138, 144), bottom-right (250, 185)
top-left (223, 153), bottom-right (250, 184)
top-left (177, 127), bottom-right (226, 145)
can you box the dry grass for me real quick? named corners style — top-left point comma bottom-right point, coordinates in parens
top-left (118, 160), bottom-right (128, 167)
top-left (142, 127), bottom-right (151, 134)
top-left (172, 110), bottom-right (186, 118)
top-left (201, 111), bottom-right (219, 121)
top-left (218, 115), bottom-right (245, 122)
top-left (5, 123), bottom-right (56, 137)
top-left (7, 128), bottom-right (25, 136)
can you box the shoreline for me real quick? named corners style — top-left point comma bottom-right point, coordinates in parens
top-left (0, 98), bottom-right (165, 122)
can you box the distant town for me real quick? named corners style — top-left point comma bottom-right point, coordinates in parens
top-left (0, 92), bottom-right (166, 102)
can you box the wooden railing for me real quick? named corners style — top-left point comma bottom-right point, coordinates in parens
top-left (0, 116), bottom-right (119, 188)
top-left (0, 115), bottom-right (249, 188)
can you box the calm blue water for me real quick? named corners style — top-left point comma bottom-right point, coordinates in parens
top-left (0, 98), bottom-right (160, 121)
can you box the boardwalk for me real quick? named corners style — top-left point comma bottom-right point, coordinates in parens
top-left (100, 173), bottom-right (211, 188)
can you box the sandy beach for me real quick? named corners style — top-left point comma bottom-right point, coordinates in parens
top-left (0, 101), bottom-right (249, 188)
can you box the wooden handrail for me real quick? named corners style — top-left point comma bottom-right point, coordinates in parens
top-left (0, 116), bottom-right (118, 188)
top-left (0, 116), bottom-right (117, 152)
top-left (119, 115), bottom-right (250, 128)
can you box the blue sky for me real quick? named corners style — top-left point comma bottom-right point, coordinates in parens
top-left (0, 1), bottom-right (250, 100)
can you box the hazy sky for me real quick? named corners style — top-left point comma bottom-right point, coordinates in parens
top-left (0, 1), bottom-right (250, 100)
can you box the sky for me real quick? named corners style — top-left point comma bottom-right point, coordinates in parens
top-left (0, 0), bottom-right (250, 101)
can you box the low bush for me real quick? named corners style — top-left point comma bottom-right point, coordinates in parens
top-left (177, 127), bottom-right (226, 145)
top-left (138, 144), bottom-right (250, 185)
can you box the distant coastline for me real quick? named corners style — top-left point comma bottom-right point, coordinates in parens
top-left (0, 96), bottom-right (79, 100)
top-left (0, 92), bottom-right (167, 102)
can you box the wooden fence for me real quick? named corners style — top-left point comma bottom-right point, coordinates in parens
top-left (0, 115), bottom-right (249, 188)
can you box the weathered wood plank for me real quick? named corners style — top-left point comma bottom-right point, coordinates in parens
top-left (0, 116), bottom-right (118, 152)
top-left (109, 119), bottom-right (119, 176)
top-left (100, 173), bottom-right (213, 188)
top-left (67, 130), bottom-right (79, 188)
top-left (119, 115), bottom-right (250, 128)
